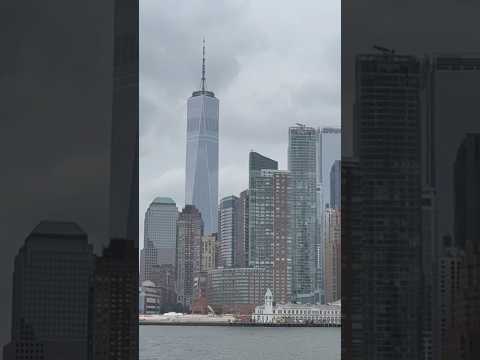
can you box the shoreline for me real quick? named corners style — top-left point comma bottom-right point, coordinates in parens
top-left (140, 321), bottom-right (340, 327)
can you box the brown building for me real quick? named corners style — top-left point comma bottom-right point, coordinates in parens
top-left (272, 171), bottom-right (292, 304)
top-left (201, 234), bottom-right (216, 272)
top-left (176, 205), bottom-right (203, 312)
top-left (324, 208), bottom-right (341, 303)
top-left (150, 264), bottom-right (177, 311)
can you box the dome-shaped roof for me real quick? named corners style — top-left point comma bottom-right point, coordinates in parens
top-left (142, 280), bottom-right (156, 287)
top-left (152, 197), bottom-right (176, 205)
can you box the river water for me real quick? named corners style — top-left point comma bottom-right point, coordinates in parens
top-left (140, 325), bottom-right (340, 360)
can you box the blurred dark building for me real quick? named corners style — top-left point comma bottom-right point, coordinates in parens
top-left (3, 222), bottom-right (94, 360)
top-left (92, 239), bottom-right (137, 360)
top-left (340, 158), bottom-right (361, 360)
top-left (351, 53), bottom-right (423, 359)
top-left (447, 134), bottom-right (480, 360)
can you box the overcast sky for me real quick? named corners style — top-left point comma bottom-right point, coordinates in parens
top-left (139, 0), bottom-right (340, 248)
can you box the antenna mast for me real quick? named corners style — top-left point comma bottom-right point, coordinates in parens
top-left (201, 38), bottom-right (206, 91)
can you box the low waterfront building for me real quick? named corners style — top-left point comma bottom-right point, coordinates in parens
top-left (207, 267), bottom-right (271, 314)
top-left (139, 280), bottom-right (161, 314)
top-left (252, 289), bottom-right (341, 325)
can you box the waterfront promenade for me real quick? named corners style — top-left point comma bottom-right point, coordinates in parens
top-left (139, 314), bottom-right (340, 327)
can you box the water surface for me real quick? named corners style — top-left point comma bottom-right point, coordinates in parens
top-left (140, 325), bottom-right (340, 360)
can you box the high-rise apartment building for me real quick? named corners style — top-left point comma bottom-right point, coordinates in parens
top-left (324, 208), bottom-right (341, 303)
top-left (218, 195), bottom-right (240, 268)
top-left (316, 127), bottom-right (340, 304)
top-left (236, 190), bottom-right (249, 268)
top-left (176, 205), bottom-right (203, 311)
top-left (352, 53), bottom-right (423, 359)
top-left (289, 124), bottom-right (318, 303)
top-left (248, 152), bottom-right (278, 268)
top-left (185, 41), bottom-right (219, 234)
top-left (272, 171), bottom-right (293, 304)
top-left (144, 197), bottom-right (178, 265)
top-left (317, 127), bottom-right (341, 210)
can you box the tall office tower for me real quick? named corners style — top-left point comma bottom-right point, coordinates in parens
top-left (144, 197), bottom-right (178, 265)
top-left (316, 127), bottom-right (341, 304)
top-left (249, 168), bottom-right (276, 271)
top-left (272, 171), bottom-right (293, 304)
top-left (317, 127), bottom-right (341, 210)
top-left (93, 239), bottom-right (137, 360)
top-left (3, 222), bottom-right (94, 360)
top-left (201, 234), bottom-right (217, 271)
top-left (185, 40), bottom-right (219, 235)
top-left (248, 151), bottom-right (278, 268)
top-left (353, 53), bottom-right (422, 359)
top-left (176, 205), bottom-right (203, 311)
top-left (289, 124), bottom-right (318, 303)
top-left (139, 242), bottom-right (158, 283)
top-left (324, 208), bottom-right (341, 303)
top-left (236, 190), bottom-right (249, 267)
top-left (447, 134), bottom-right (480, 359)
top-left (330, 160), bottom-right (341, 209)
top-left (218, 195), bottom-right (240, 268)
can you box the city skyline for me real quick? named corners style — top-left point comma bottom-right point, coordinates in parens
top-left (139, 0), bottom-right (340, 249)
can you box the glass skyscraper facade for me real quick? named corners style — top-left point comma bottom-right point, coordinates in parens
top-left (317, 128), bottom-right (341, 210)
top-left (248, 152), bottom-right (278, 268)
top-left (185, 44), bottom-right (219, 235)
top-left (143, 197), bottom-right (178, 266)
top-left (288, 125), bottom-right (317, 303)
top-left (316, 127), bottom-right (340, 303)
top-left (218, 195), bottom-right (240, 268)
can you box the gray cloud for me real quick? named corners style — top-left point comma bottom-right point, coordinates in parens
top-left (140, 0), bottom-right (340, 246)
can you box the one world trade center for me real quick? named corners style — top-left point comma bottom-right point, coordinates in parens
top-left (185, 40), bottom-right (219, 234)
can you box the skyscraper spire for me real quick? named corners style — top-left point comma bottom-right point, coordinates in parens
top-left (201, 38), bottom-right (206, 91)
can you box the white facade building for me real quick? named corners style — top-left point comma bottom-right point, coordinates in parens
top-left (253, 289), bottom-right (341, 325)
